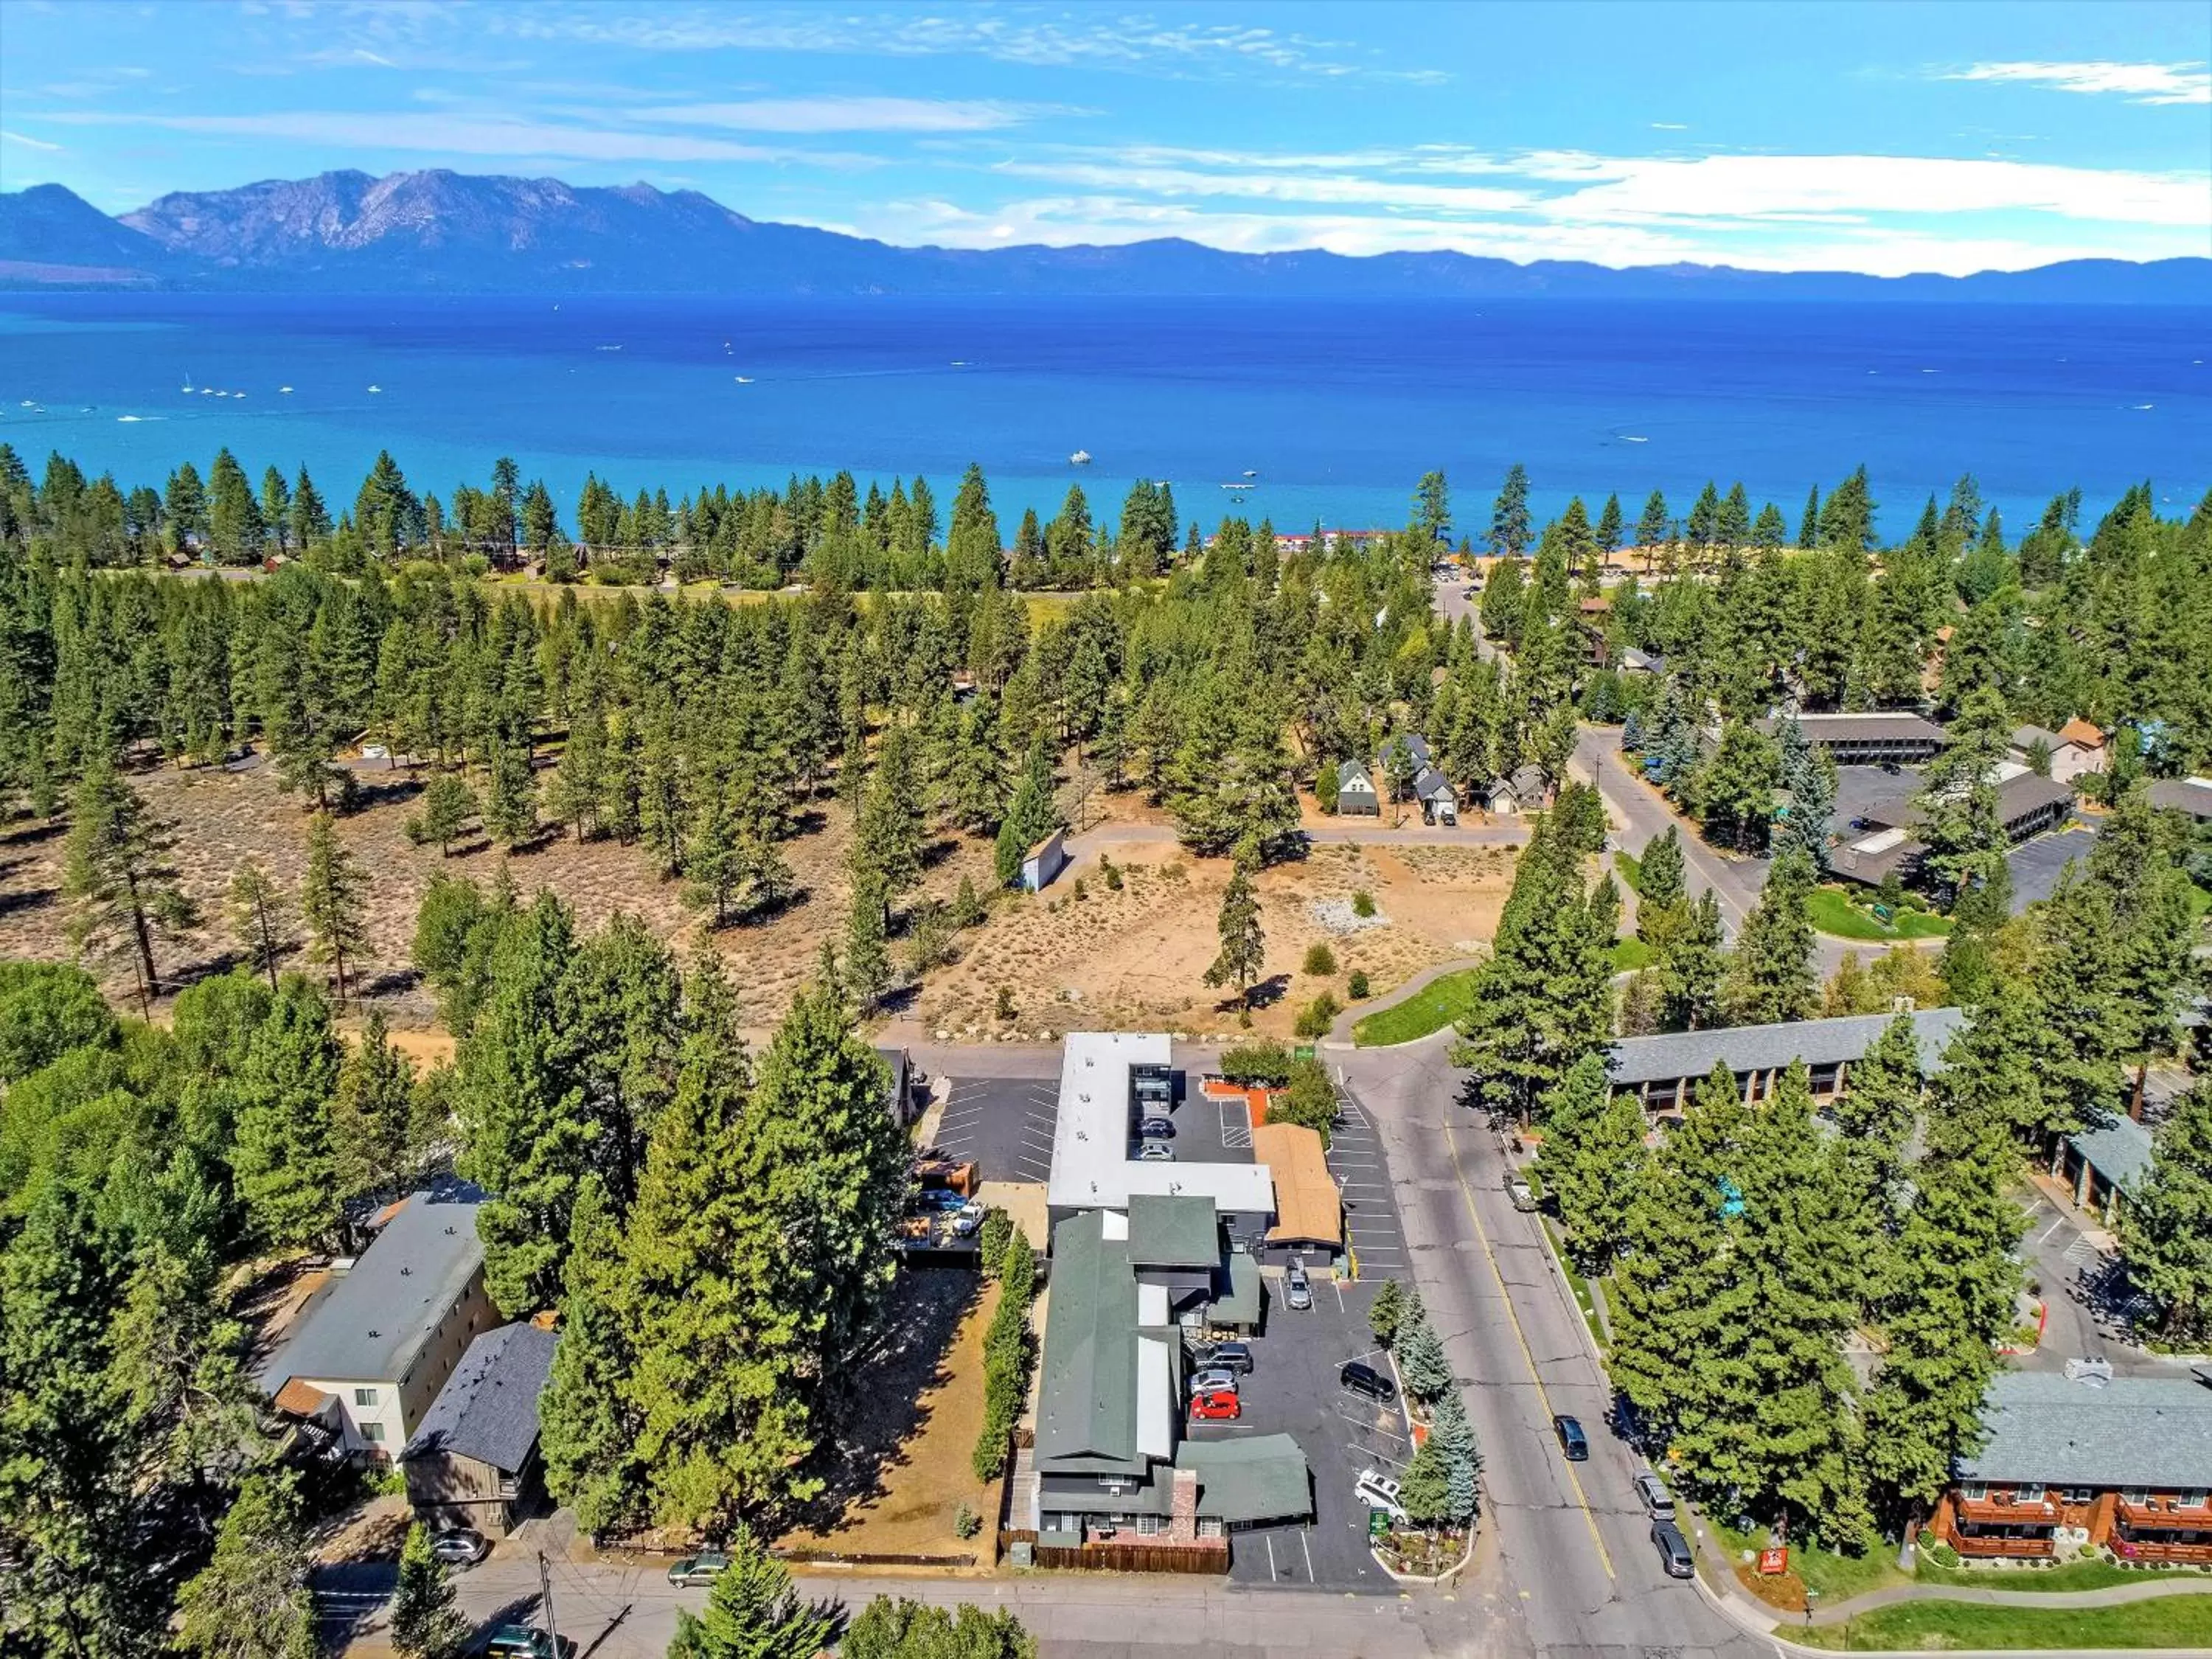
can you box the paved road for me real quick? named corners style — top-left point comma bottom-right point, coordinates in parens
top-left (321, 1554), bottom-right (1500, 1658)
top-left (1338, 1033), bottom-right (1770, 1659)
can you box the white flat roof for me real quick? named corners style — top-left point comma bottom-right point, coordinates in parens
top-left (1047, 1032), bottom-right (1276, 1217)
top-left (1850, 826), bottom-right (1910, 854)
top-left (1137, 1335), bottom-right (1173, 1459)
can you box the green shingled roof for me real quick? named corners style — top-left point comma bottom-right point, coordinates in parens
top-left (1178, 1435), bottom-right (1312, 1526)
top-left (1213, 1252), bottom-right (1262, 1328)
top-left (1126, 1194), bottom-right (1220, 1269)
top-left (1035, 1212), bottom-right (1141, 1469)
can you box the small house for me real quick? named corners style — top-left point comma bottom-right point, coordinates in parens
top-left (1411, 766), bottom-right (1458, 826)
top-left (2149, 776), bottom-right (2212, 824)
top-left (400, 1322), bottom-right (558, 1537)
top-left (2011, 720), bottom-right (2107, 785)
top-left (1021, 828), bottom-right (1069, 893)
top-left (1335, 759), bottom-right (1380, 817)
top-left (1480, 765), bottom-right (1551, 817)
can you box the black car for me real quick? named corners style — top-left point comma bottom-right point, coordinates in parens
top-left (1340, 1361), bottom-right (1397, 1404)
top-left (1652, 1519), bottom-right (1694, 1579)
top-left (1553, 1413), bottom-right (1590, 1460)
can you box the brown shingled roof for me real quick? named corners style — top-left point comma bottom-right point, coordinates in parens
top-left (1253, 1122), bottom-right (1342, 1251)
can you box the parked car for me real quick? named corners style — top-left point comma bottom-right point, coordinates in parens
top-left (1188, 1367), bottom-right (1239, 1397)
top-left (1652, 1519), bottom-right (1695, 1579)
top-left (1189, 1388), bottom-right (1241, 1422)
top-left (1340, 1361), bottom-right (1397, 1404)
top-left (1136, 1140), bottom-right (1175, 1161)
top-left (666, 1550), bottom-right (730, 1587)
top-left (1285, 1263), bottom-right (1313, 1311)
top-left (1507, 1178), bottom-right (1537, 1212)
top-left (1192, 1340), bottom-right (1253, 1374)
top-left (1553, 1414), bottom-right (1590, 1461)
top-left (949, 1208), bottom-right (984, 1238)
top-left (1354, 1469), bottom-right (1409, 1523)
top-left (1633, 1472), bottom-right (1675, 1520)
top-left (484, 1629), bottom-right (576, 1659)
top-left (1137, 1116), bottom-right (1175, 1138)
top-left (428, 1528), bottom-right (488, 1567)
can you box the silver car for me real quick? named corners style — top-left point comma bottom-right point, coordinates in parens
top-left (1284, 1264), bottom-right (1313, 1311)
top-left (431, 1529), bottom-right (489, 1567)
top-left (1187, 1367), bottom-right (1239, 1397)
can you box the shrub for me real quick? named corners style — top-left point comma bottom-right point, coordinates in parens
top-left (977, 1208), bottom-right (1013, 1274)
top-left (1271, 1057), bottom-right (1338, 1147)
top-left (1397, 1309), bottom-right (1451, 1403)
top-left (1369, 1279), bottom-right (1407, 1347)
top-left (1293, 992), bottom-right (1342, 1040)
top-left (953, 1502), bottom-right (981, 1540)
top-left (972, 1233), bottom-right (1038, 1481)
top-left (1102, 858), bottom-right (1124, 891)
top-left (1219, 1040), bottom-right (1294, 1086)
top-left (1302, 941), bottom-right (1338, 977)
top-left (950, 875), bottom-right (985, 928)
top-left (994, 985), bottom-right (1017, 1022)
top-left (1349, 970), bottom-right (1371, 999)
top-left (1071, 877), bottom-right (1088, 901)
top-left (1351, 889), bottom-right (1377, 919)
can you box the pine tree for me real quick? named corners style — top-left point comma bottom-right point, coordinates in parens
top-left (1427, 1386), bottom-right (1482, 1526)
top-left (63, 763), bottom-right (198, 1014)
top-left (1658, 889), bottom-right (1726, 1032)
top-left (1535, 1053), bottom-right (1647, 1271)
top-left (2129, 1081), bottom-right (2212, 1343)
top-left (1368, 1279), bottom-right (1407, 1348)
top-left (226, 856), bottom-right (293, 990)
top-left (407, 771), bottom-right (479, 856)
top-left (1203, 850), bottom-right (1266, 1010)
top-left (335, 1008), bottom-right (417, 1203)
top-left (481, 732), bottom-right (538, 848)
top-left (844, 871), bottom-right (893, 1009)
top-left (1636, 824), bottom-right (1686, 917)
top-left (668, 1526), bottom-right (838, 1659)
top-left (175, 1472), bottom-right (316, 1659)
top-left (538, 1174), bottom-right (646, 1537)
top-left (1395, 1308), bottom-right (1451, 1403)
top-left (299, 810), bottom-right (370, 1005)
top-left (390, 1523), bottom-right (468, 1659)
top-left (1722, 850), bottom-right (1816, 1024)
top-left (1595, 493), bottom-right (1624, 556)
top-left (230, 973), bottom-right (343, 1248)
top-left (1488, 463), bottom-right (1531, 559)
top-left (1396, 1436), bottom-right (1452, 1529)
top-left (841, 1599), bottom-right (1035, 1659)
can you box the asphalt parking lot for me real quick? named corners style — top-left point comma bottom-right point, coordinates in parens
top-left (1326, 1094), bottom-right (1407, 1280)
top-left (1186, 1276), bottom-right (1407, 1593)
top-left (1831, 762), bottom-right (1921, 835)
top-left (2006, 824), bottom-right (2096, 911)
top-left (929, 1075), bottom-right (1058, 1185)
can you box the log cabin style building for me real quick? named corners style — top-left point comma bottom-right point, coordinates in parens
top-left (400, 1321), bottom-right (558, 1537)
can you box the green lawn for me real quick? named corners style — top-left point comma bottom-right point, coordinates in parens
top-left (1806, 886), bottom-right (1954, 942)
top-left (1793, 1593), bottom-right (2212, 1651)
top-left (2188, 882), bottom-right (2211, 924)
top-left (1614, 848), bottom-right (1644, 894)
top-left (1352, 968), bottom-right (1481, 1047)
top-left (1915, 1558), bottom-right (2209, 1594)
top-left (1611, 936), bottom-right (1655, 973)
top-left (1711, 1521), bottom-right (1907, 1604)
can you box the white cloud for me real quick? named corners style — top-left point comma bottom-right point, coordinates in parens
top-left (1649, 122), bottom-right (1688, 131)
top-left (992, 157), bottom-right (1532, 215)
top-left (37, 109), bottom-right (879, 167)
top-left (634, 96), bottom-right (1061, 133)
top-left (1941, 60), bottom-right (2211, 106)
top-left (1, 128), bottom-right (63, 151)
top-left (495, 6), bottom-right (1449, 84)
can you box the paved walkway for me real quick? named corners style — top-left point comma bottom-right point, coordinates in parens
top-left (1803, 1572), bottom-right (2211, 1626)
top-left (1323, 954), bottom-right (1484, 1046)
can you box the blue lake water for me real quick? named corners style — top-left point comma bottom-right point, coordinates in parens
top-left (0, 292), bottom-right (2204, 538)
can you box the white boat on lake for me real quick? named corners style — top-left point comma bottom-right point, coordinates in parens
top-left (1070, 449), bottom-right (1092, 465)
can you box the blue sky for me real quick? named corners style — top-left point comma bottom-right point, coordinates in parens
top-left (2, 0), bottom-right (2207, 274)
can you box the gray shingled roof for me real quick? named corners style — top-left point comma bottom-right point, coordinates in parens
top-left (1861, 773), bottom-right (2074, 836)
top-left (1606, 1008), bottom-right (1964, 1088)
top-left (1036, 1211), bottom-right (1141, 1470)
top-left (2148, 777), bottom-right (2212, 821)
top-left (401, 1323), bottom-right (557, 1474)
top-left (1338, 759), bottom-right (1377, 795)
top-left (2067, 1114), bottom-right (2154, 1195)
top-left (1178, 1434), bottom-right (1312, 1525)
top-left (1126, 1194), bottom-right (1219, 1269)
top-left (1412, 766), bottom-right (1455, 803)
top-left (1758, 712), bottom-right (1947, 745)
top-left (1957, 1371), bottom-right (2212, 1488)
top-left (259, 1194), bottom-right (485, 1391)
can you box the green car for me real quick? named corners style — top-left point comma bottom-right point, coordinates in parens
top-left (666, 1550), bottom-right (731, 1587)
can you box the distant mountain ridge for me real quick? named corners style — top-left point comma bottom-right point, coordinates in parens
top-left (4, 169), bottom-right (2208, 302)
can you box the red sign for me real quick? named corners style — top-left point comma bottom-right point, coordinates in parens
top-left (1757, 1547), bottom-right (1790, 1576)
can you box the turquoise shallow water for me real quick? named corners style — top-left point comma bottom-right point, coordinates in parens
top-left (0, 292), bottom-right (2204, 535)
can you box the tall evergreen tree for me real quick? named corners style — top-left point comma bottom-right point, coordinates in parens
top-left (298, 810), bottom-right (369, 1005)
top-left (667, 1526), bottom-right (838, 1659)
top-left (173, 1473), bottom-right (316, 1659)
top-left (1488, 463), bottom-right (1531, 559)
top-left (537, 1175), bottom-right (647, 1537)
top-left (1203, 850), bottom-right (1267, 1012)
top-left (62, 765), bottom-right (196, 1015)
top-left (390, 1523), bottom-right (469, 1659)
top-left (2126, 1081), bottom-right (2212, 1343)
top-left (1722, 850), bottom-right (1817, 1024)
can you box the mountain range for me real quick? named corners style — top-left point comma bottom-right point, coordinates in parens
top-left (3, 169), bottom-right (2207, 303)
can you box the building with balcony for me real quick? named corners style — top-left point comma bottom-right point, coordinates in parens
top-left (1931, 1371), bottom-right (2212, 1565)
top-left (1604, 1007), bottom-right (1964, 1115)
top-left (1755, 711), bottom-right (1947, 766)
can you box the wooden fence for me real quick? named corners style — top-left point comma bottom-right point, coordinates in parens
top-left (998, 1529), bottom-right (1228, 1575)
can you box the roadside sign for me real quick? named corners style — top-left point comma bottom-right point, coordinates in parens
top-left (1294, 1044), bottom-right (1316, 1061)
top-left (1757, 1547), bottom-right (1789, 1576)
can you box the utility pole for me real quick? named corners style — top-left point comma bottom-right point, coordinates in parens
top-left (537, 1551), bottom-right (562, 1657)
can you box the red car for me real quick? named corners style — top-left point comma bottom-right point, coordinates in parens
top-left (1189, 1388), bottom-right (1241, 1422)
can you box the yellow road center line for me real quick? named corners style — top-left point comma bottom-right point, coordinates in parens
top-left (1441, 1108), bottom-right (1617, 1579)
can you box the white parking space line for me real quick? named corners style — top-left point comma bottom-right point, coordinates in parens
top-left (1300, 1530), bottom-right (1316, 1582)
top-left (1265, 1532), bottom-right (1279, 1581)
